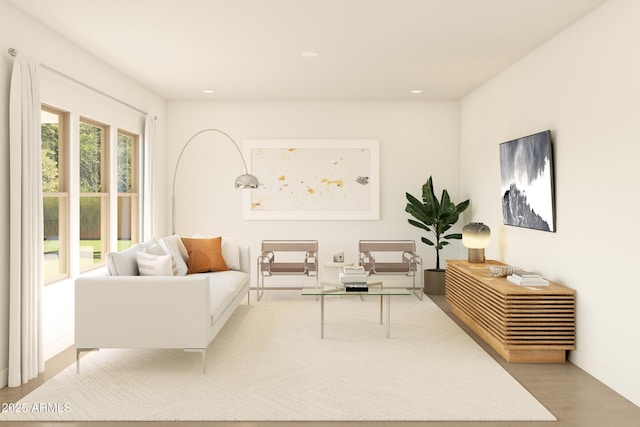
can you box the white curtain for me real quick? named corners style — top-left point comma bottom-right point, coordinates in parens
top-left (8, 57), bottom-right (45, 387)
top-left (142, 114), bottom-right (156, 241)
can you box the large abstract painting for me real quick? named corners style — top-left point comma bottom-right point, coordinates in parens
top-left (243, 139), bottom-right (379, 220)
top-left (499, 130), bottom-right (556, 232)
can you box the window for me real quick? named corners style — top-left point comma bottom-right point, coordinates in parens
top-left (42, 106), bottom-right (69, 283)
top-left (79, 119), bottom-right (109, 270)
top-left (117, 131), bottom-right (139, 250)
top-left (41, 105), bottom-right (143, 282)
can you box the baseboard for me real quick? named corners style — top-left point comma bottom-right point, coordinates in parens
top-left (1, 367), bottom-right (8, 389)
top-left (45, 333), bottom-right (75, 361)
top-left (570, 350), bottom-right (640, 408)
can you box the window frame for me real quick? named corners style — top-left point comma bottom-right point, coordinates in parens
top-left (78, 117), bottom-right (110, 273)
top-left (116, 129), bottom-right (140, 251)
top-left (42, 104), bottom-right (70, 284)
top-left (41, 104), bottom-right (144, 283)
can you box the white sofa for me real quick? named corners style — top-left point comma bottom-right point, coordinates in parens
top-left (75, 235), bottom-right (250, 373)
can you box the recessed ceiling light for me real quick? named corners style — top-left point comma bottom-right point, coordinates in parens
top-left (411, 89), bottom-right (423, 94)
top-left (202, 89), bottom-right (215, 94)
top-left (301, 51), bottom-right (319, 57)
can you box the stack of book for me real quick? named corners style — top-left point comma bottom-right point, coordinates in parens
top-left (506, 271), bottom-right (549, 286)
top-left (339, 266), bottom-right (368, 292)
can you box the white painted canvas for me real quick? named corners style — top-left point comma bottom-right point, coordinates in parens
top-left (243, 140), bottom-right (379, 220)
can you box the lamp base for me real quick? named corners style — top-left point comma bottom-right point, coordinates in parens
top-left (468, 248), bottom-right (485, 263)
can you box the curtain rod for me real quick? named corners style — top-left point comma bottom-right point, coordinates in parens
top-left (8, 48), bottom-right (154, 118)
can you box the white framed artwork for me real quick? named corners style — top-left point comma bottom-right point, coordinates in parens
top-left (242, 139), bottom-right (380, 220)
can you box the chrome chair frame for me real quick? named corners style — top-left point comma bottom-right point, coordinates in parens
top-left (256, 240), bottom-right (318, 301)
top-left (359, 240), bottom-right (423, 300)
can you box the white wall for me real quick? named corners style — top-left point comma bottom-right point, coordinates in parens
top-left (460, 0), bottom-right (640, 407)
top-left (0, 0), bottom-right (167, 387)
top-left (167, 100), bottom-right (463, 280)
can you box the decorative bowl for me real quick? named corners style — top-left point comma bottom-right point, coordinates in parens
top-left (490, 265), bottom-right (520, 277)
top-left (489, 266), bottom-right (507, 276)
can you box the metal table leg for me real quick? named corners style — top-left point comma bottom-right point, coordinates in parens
top-left (386, 295), bottom-right (391, 338)
top-left (320, 294), bottom-right (325, 338)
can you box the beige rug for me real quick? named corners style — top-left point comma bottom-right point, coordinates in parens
top-left (1, 293), bottom-right (556, 421)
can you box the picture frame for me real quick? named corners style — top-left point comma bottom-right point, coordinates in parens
top-left (499, 130), bottom-right (556, 232)
top-left (242, 139), bottom-right (380, 220)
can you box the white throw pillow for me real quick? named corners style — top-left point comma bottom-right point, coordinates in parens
top-left (159, 235), bottom-right (189, 276)
top-left (136, 249), bottom-right (175, 276)
top-left (144, 242), bottom-right (178, 276)
top-left (145, 241), bottom-right (166, 255)
top-left (222, 237), bottom-right (241, 271)
top-left (140, 239), bottom-right (160, 251)
top-left (105, 243), bottom-right (142, 276)
top-left (192, 235), bottom-right (240, 271)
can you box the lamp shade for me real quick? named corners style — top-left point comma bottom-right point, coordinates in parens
top-left (462, 222), bottom-right (491, 249)
top-left (235, 173), bottom-right (260, 189)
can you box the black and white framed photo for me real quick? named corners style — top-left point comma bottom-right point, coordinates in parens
top-left (499, 130), bottom-right (556, 232)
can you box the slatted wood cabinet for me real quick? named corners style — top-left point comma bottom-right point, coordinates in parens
top-left (446, 260), bottom-right (576, 363)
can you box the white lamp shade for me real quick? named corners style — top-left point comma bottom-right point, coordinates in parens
top-left (462, 222), bottom-right (491, 249)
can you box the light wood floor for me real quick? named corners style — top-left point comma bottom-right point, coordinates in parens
top-left (2, 294), bottom-right (640, 427)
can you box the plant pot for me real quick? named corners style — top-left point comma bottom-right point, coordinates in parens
top-left (424, 269), bottom-right (446, 295)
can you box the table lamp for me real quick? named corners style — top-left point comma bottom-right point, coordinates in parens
top-left (462, 222), bottom-right (491, 263)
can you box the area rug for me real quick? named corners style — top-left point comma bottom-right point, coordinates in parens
top-left (1, 293), bottom-right (556, 421)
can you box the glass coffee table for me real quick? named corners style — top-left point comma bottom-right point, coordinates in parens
top-left (302, 281), bottom-right (411, 339)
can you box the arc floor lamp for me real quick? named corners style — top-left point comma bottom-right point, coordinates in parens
top-left (171, 128), bottom-right (259, 234)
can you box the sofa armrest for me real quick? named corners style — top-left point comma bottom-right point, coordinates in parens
top-left (75, 275), bottom-right (212, 350)
top-left (239, 244), bottom-right (250, 274)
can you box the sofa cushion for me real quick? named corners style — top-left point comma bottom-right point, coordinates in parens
top-left (136, 249), bottom-right (175, 276)
top-left (159, 235), bottom-right (189, 276)
top-left (105, 243), bottom-right (142, 276)
top-left (181, 237), bottom-right (229, 274)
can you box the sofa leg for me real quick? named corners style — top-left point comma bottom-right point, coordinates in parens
top-left (185, 349), bottom-right (207, 374)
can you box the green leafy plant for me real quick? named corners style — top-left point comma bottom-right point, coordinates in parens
top-left (405, 176), bottom-right (470, 270)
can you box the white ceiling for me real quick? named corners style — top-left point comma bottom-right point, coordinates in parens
top-left (9, 0), bottom-right (607, 100)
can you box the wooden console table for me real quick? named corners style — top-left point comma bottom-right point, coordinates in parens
top-left (446, 260), bottom-right (576, 363)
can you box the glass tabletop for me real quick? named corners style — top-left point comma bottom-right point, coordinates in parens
top-left (302, 281), bottom-right (412, 296)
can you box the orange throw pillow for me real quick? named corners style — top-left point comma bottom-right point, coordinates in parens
top-left (181, 237), bottom-right (229, 274)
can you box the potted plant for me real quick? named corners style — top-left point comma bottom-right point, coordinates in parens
top-left (405, 176), bottom-right (469, 294)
